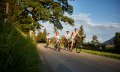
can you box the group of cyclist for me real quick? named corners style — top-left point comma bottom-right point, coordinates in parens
top-left (45, 28), bottom-right (82, 52)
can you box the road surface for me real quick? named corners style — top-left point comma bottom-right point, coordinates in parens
top-left (37, 43), bottom-right (120, 72)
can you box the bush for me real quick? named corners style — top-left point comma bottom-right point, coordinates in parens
top-left (35, 31), bottom-right (46, 43)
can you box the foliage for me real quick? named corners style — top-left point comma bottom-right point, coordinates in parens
top-left (91, 35), bottom-right (100, 49)
top-left (35, 28), bottom-right (47, 43)
top-left (50, 37), bottom-right (56, 44)
top-left (42, 28), bottom-right (47, 41)
top-left (60, 35), bottom-right (66, 45)
top-left (0, 23), bottom-right (42, 72)
top-left (4, 0), bottom-right (74, 34)
top-left (76, 25), bottom-right (86, 46)
top-left (114, 32), bottom-right (120, 53)
top-left (83, 42), bottom-right (120, 54)
top-left (35, 31), bottom-right (43, 43)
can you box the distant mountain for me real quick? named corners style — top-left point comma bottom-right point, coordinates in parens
top-left (103, 37), bottom-right (115, 45)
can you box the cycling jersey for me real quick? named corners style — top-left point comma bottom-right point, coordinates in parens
top-left (71, 30), bottom-right (78, 39)
top-left (55, 35), bottom-right (60, 42)
top-left (46, 35), bottom-right (51, 39)
top-left (65, 33), bottom-right (70, 39)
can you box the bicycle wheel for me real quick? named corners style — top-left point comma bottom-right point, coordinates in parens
top-left (57, 43), bottom-right (61, 52)
top-left (76, 47), bottom-right (81, 53)
top-left (54, 43), bottom-right (57, 50)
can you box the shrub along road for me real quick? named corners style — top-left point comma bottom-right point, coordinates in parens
top-left (37, 43), bottom-right (120, 72)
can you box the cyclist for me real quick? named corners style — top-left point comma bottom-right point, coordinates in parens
top-left (46, 33), bottom-right (51, 48)
top-left (64, 31), bottom-right (70, 50)
top-left (70, 28), bottom-right (79, 52)
top-left (54, 31), bottom-right (61, 51)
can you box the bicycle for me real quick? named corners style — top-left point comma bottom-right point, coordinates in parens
top-left (75, 44), bottom-right (82, 53)
top-left (54, 39), bottom-right (61, 52)
top-left (66, 38), bottom-right (82, 53)
top-left (64, 39), bottom-right (70, 50)
top-left (74, 39), bottom-right (82, 53)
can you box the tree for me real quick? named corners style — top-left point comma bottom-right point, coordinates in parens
top-left (35, 31), bottom-right (42, 43)
top-left (35, 28), bottom-right (47, 43)
top-left (91, 35), bottom-right (100, 48)
top-left (114, 32), bottom-right (120, 53)
top-left (1, 0), bottom-right (74, 41)
top-left (50, 37), bottom-right (56, 44)
top-left (76, 25), bottom-right (86, 46)
top-left (1, 0), bottom-right (74, 34)
top-left (17, 0), bottom-right (74, 33)
top-left (42, 28), bottom-right (47, 42)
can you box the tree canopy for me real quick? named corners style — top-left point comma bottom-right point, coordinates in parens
top-left (76, 25), bottom-right (86, 45)
top-left (3, 0), bottom-right (74, 34)
top-left (91, 35), bottom-right (100, 47)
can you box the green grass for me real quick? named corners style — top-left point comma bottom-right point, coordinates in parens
top-left (0, 23), bottom-right (42, 72)
top-left (60, 44), bottom-right (120, 59)
top-left (82, 49), bottom-right (120, 59)
top-left (40, 43), bottom-right (120, 60)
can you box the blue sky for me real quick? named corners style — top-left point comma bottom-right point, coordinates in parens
top-left (39, 0), bottom-right (120, 42)
top-left (70, 0), bottom-right (120, 23)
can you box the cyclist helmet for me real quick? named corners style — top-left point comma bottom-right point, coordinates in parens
top-left (56, 31), bottom-right (59, 35)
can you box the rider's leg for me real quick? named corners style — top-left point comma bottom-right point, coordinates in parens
top-left (70, 38), bottom-right (74, 51)
top-left (58, 43), bottom-right (60, 52)
top-left (66, 39), bottom-right (69, 50)
top-left (68, 42), bottom-right (70, 50)
top-left (64, 39), bottom-right (66, 50)
top-left (54, 41), bottom-right (57, 50)
top-left (48, 40), bottom-right (50, 47)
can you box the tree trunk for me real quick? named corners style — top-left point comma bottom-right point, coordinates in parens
top-left (4, 2), bottom-right (9, 23)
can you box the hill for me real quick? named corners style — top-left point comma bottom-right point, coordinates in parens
top-left (103, 37), bottom-right (115, 45)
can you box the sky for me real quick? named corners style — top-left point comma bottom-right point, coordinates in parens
top-left (39, 0), bottom-right (120, 43)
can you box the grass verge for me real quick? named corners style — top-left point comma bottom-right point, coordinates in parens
top-left (82, 49), bottom-right (120, 59)
top-left (0, 23), bottom-right (42, 72)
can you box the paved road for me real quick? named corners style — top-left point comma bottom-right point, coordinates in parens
top-left (37, 44), bottom-right (120, 72)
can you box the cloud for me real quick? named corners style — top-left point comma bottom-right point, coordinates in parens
top-left (38, 13), bottom-right (120, 43)
top-left (72, 13), bottom-right (120, 42)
